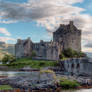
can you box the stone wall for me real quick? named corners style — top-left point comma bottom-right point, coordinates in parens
top-left (46, 44), bottom-right (59, 60)
top-left (33, 41), bottom-right (59, 60)
top-left (60, 58), bottom-right (92, 76)
top-left (15, 38), bottom-right (33, 58)
top-left (33, 41), bottom-right (49, 59)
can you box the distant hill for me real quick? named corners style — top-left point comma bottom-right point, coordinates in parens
top-left (0, 42), bottom-right (15, 60)
top-left (86, 52), bottom-right (92, 58)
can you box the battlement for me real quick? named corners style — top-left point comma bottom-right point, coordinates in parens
top-left (60, 21), bottom-right (74, 27)
top-left (54, 21), bottom-right (81, 36)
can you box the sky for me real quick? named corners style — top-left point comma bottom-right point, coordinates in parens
top-left (0, 0), bottom-right (92, 53)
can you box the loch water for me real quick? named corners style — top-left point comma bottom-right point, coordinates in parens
top-left (62, 89), bottom-right (92, 92)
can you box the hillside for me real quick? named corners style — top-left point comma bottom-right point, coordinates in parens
top-left (0, 42), bottom-right (15, 60)
top-left (86, 52), bottom-right (92, 58)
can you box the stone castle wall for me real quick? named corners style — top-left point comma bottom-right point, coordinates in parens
top-left (15, 38), bottom-right (33, 58)
top-left (60, 58), bottom-right (92, 76)
top-left (15, 21), bottom-right (81, 60)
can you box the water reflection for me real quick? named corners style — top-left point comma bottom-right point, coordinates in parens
top-left (0, 71), bottom-right (31, 77)
top-left (62, 89), bottom-right (92, 92)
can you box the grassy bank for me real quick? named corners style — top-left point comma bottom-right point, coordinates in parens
top-left (6, 58), bottom-right (58, 69)
top-left (59, 78), bottom-right (80, 89)
top-left (0, 85), bottom-right (13, 91)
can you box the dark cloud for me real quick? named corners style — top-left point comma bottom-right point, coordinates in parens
top-left (0, 0), bottom-right (84, 21)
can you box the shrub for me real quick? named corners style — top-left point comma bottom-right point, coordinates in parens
top-left (59, 79), bottom-right (80, 89)
top-left (39, 62), bottom-right (45, 66)
top-left (0, 85), bottom-right (13, 91)
top-left (9, 55), bottom-right (16, 63)
top-left (59, 53), bottom-right (65, 59)
top-left (2, 54), bottom-right (9, 64)
top-left (59, 48), bottom-right (87, 59)
top-left (2, 54), bottom-right (15, 64)
top-left (78, 51), bottom-right (87, 57)
top-left (31, 51), bottom-right (36, 57)
top-left (40, 70), bottom-right (57, 81)
top-left (40, 69), bottom-right (55, 74)
top-left (63, 48), bottom-right (75, 58)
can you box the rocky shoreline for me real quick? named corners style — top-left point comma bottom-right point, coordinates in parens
top-left (0, 71), bottom-right (92, 91)
top-left (0, 72), bottom-right (57, 90)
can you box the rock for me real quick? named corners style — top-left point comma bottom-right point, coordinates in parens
top-left (0, 72), bottom-right (56, 89)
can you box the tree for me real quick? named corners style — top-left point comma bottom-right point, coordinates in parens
top-left (59, 53), bottom-right (65, 59)
top-left (78, 51), bottom-right (87, 57)
top-left (2, 54), bottom-right (15, 64)
top-left (32, 51), bottom-right (36, 57)
top-left (63, 48), bottom-right (74, 58)
top-left (61, 48), bottom-right (87, 58)
top-left (9, 55), bottom-right (16, 63)
top-left (2, 54), bottom-right (9, 64)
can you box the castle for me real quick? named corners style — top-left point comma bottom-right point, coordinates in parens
top-left (15, 21), bottom-right (81, 60)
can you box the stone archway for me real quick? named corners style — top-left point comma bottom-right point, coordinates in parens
top-left (71, 63), bottom-right (75, 76)
top-left (71, 63), bottom-right (74, 69)
top-left (76, 63), bottom-right (80, 75)
top-left (76, 63), bottom-right (80, 69)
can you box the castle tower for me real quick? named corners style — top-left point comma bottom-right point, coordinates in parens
top-left (53, 21), bottom-right (81, 52)
top-left (15, 37), bottom-right (33, 58)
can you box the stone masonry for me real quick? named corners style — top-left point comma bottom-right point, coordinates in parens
top-left (60, 58), bottom-right (92, 76)
top-left (15, 21), bottom-right (81, 60)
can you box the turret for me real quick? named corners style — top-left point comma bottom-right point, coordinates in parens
top-left (69, 21), bottom-right (76, 31)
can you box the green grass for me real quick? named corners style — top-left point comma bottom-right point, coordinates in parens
top-left (0, 85), bottom-right (13, 91)
top-left (59, 78), bottom-right (80, 89)
top-left (7, 58), bottom-right (58, 69)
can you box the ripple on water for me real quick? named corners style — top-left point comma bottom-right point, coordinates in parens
top-left (0, 71), bottom-right (31, 78)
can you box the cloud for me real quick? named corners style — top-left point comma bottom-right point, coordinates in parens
top-left (0, 0), bottom-right (85, 33)
top-left (0, 28), bottom-right (14, 43)
top-left (0, 0), bottom-right (92, 52)
top-left (0, 28), bottom-right (11, 36)
top-left (0, 0), bottom-right (84, 22)
top-left (0, 37), bottom-right (15, 43)
top-left (85, 43), bottom-right (92, 48)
